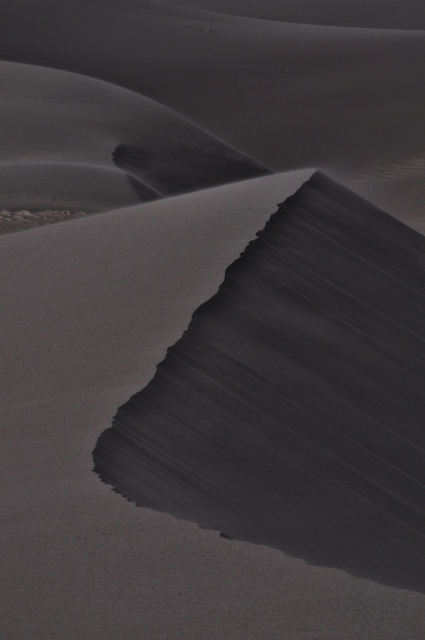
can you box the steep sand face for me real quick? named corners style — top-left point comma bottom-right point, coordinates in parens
top-left (93, 173), bottom-right (425, 594)
top-left (1, 172), bottom-right (425, 639)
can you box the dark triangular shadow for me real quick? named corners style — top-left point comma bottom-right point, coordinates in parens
top-left (93, 171), bottom-right (425, 594)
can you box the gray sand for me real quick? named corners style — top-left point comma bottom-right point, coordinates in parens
top-left (0, 3), bottom-right (425, 220)
top-left (94, 172), bottom-right (425, 594)
top-left (1, 0), bottom-right (425, 637)
top-left (162, 0), bottom-right (425, 30)
top-left (0, 209), bottom-right (89, 234)
top-left (3, 173), bottom-right (424, 638)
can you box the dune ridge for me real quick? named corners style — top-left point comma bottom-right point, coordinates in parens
top-left (113, 142), bottom-right (270, 199)
top-left (93, 172), bottom-right (425, 594)
top-left (160, 0), bottom-right (425, 30)
top-left (2, 0), bottom-right (425, 635)
top-left (0, 60), bottom-right (270, 213)
top-left (1, 4), bottom-right (425, 221)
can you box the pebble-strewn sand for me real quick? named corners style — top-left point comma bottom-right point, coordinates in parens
top-left (0, 209), bottom-right (89, 234)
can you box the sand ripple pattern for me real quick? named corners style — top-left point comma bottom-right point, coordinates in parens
top-left (94, 172), bottom-right (425, 594)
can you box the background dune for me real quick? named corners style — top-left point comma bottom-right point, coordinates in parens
top-left (161, 0), bottom-right (425, 30)
top-left (1, 2), bottom-right (424, 223)
top-left (0, 61), bottom-right (267, 213)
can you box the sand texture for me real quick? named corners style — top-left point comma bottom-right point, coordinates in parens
top-left (162, 0), bottom-right (425, 29)
top-left (93, 172), bottom-right (425, 594)
top-left (1, 0), bottom-right (425, 637)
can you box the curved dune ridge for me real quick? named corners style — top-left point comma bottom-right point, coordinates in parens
top-left (2, 0), bottom-right (425, 637)
top-left (161, 0), bottom-right (425, 30)
top-left (3, 170), bottom-right (425, 638)
top-left (112, 143), bottom-right (269, 199)
top-left (0, 61), bottom-right (269, 216)
top-left (93, 172), bottom-right (425, 594)
top-left (1, 2), bottom-right (425, 223)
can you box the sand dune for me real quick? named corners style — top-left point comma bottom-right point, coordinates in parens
top-left (113, 142), bottom-right (269, 199)
top-left (3, 172), bottom-right (364, 639)
top-left (2, 172), bottom-right (425, 638)
top-left (1, 2), bottom-right (424, 221)
top-left (2, 0), bottom-right (425, 637)
top-left (93, 173), bottom-right (425, 594)
top-left (161, 0), bottom-right (425, 30)
top-left (0, 61), bottom-right (267, 213)
top-left (3, 170), bottom-right (425, 639)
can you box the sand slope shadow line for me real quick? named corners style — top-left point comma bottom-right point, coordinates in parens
top-left (93, 171), bottom-right (425, 593)
top-left (113, 142), bottom-right (271, 200)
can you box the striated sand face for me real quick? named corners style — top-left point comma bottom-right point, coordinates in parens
top-left (2, 172), bottom-right (424, 639)
top-left (0, 209), bottom-right (89, 234)
top-left (93, 172), bottom-right (425, 595)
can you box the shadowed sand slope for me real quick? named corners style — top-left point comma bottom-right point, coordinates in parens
top-left (113, 143), bottom-right (269, 198)
top-left (93, 172), bottom-right (425, 594)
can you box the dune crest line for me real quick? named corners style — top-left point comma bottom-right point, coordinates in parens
top-left (93, 172), bottom-right (425, 594)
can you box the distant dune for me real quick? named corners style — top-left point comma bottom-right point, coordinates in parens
top-left (162, 0), bottom-right (425, 30)
top-left (94, 172), bottom-right (425, 594)
top-left (0, 61), bottom-right (268, 213)
top-left (1, 2), bottom-right (424, 221)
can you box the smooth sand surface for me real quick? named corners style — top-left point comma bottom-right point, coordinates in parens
top-left (1, 2), bottom-right (425, 222)
top-left (1, 171), bottom-right (425, 639)
top-left (162, 0), bottom-right (425, 29)
top-left (1, 0), bottom-right (425, 637)
top-left (0, 61), bottom-right (266, 211)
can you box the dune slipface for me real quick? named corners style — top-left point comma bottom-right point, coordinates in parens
top-left (93, 172), bottom-right (425, 594)
top-left (113, 142), bottom-right (270, 198)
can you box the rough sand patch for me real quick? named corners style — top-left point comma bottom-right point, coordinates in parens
top-left (0, 209), bottom-right (89, 234)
